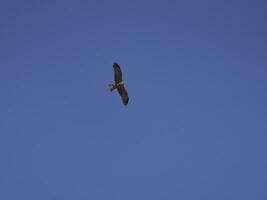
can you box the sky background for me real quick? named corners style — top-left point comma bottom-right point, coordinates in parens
top-left (0, 0), bottom-right (267, 199)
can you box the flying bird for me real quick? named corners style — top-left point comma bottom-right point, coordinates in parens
top-left (108, 62), bottom-right (129, 105)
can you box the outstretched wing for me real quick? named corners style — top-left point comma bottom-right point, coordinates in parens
top-left (117, 85), bottom-right (129, 105)
top-left (113, 62), bottom-right (122, 84)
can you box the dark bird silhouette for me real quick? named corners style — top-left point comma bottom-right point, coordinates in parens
top-left (108, 62), bottom-right (129, 105)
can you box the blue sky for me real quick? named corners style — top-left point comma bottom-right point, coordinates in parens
top-left (0, 0), bottom-right (267, 199)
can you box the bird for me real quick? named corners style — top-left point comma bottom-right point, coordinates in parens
top-left (108, 62), bottom-right (129, 105)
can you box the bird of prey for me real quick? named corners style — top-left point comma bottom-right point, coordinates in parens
top-left (108, 62), bottom-right (129, 105)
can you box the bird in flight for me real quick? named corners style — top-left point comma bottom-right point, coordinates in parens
top-left (108, 62), bottom-right (129, 105)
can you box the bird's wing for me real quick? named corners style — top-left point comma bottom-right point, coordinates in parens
top-left (117, 85), bottom-right (129, 105)
top-left (113, 62), bottom-right (122, 84)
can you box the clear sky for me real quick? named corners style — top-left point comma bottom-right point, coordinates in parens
top-left (0, 0), bottom-right (267, 199)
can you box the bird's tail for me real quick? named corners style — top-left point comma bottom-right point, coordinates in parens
top-left (108, 84), bottom-right (116, 92)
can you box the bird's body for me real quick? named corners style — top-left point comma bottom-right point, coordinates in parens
top-left (109, 63), bottom-right (129, 105)
top-left (108, 82), bottom-right (123, 91)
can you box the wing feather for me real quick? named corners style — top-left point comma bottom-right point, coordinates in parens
top-left (117, 85), bottom-right (129, 105)
top-left (113, 63), bottom-right (122, 83)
